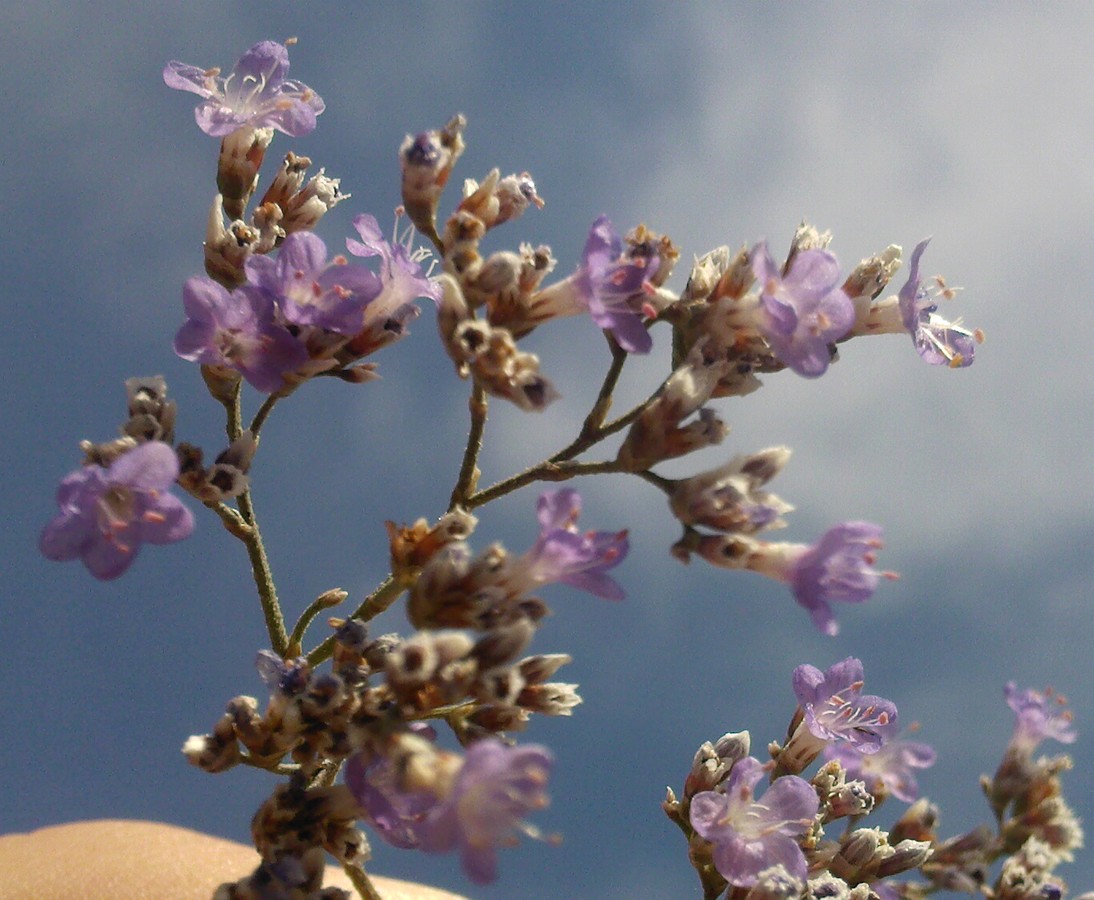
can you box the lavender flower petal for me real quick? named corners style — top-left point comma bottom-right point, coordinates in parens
top-left (164, 41), bottom-right (324, 137)
top-left (752, 242), bottom-right (853, 377)
top-left (792, 657), bottom-right (899, 752)
top-left (689, 757), bottom-right (817, 887)
top-left (39, 442), bottom-right (194, 580)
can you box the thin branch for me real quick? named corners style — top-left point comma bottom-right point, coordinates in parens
top-left (466, 459), bottom-right (623, 509)
top-left (634, 468), bottom-right (675, 494)
top-left (287, 589), bottom-right (348, 658)
top-left (249, 394), bottom-right (279, 438)
top-left (237, 489), bottom-right (289, 657)
top-left (219, 378), bottom-right (243, 443)
top-left (306, 575), bottom-right (405, 667)
top-left (448, 382), bottom-right (488, 510)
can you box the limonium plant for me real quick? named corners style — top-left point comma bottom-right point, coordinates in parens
top-left (38, 38), bottom-right (1087, 900)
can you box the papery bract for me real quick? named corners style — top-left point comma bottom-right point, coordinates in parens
top-left (39, 441), bottom-right (194, 579)
top-left (163, 40), bottom-right (324, 137)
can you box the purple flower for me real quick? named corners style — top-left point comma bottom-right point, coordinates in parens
top-left (752, 242), bottom-right (854, 377)
top-left (788, 521), bottom-right (889, 636)
top-left (516, 489), bottom-right (629, 600)
top-left (174, 275), bottom-right (308, 393)
top-left (825, 737), bottom-right (936, 802)
top-left (345, 743), bottom-right (440, 851)
top-left (689, 757), bottom-right (818, 887)
top-left (344, 213), bottom-right (440, 353)
top-left (419, 739), bottom-right (553, 884)
top-left (1005, 682), bottom-right (1076, 754)
top-left (898, 239), bottom-right (979, 367)
top-left (347, 738), bottom-right (553, 884)
top-left (576, 215), bottom-right (658, 353)
top-left (163, 41), bottom-right (324, 137)
top-left (793, 657), bottom-right (899, 753)
top-left (39, 441), bottom-right (194, 580)
top-left (245, 231), bottom-right (382, 335)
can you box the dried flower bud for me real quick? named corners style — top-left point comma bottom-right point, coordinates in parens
top-left (203, 194), bottom-right (257, 289)
top-left (217, 125), bottom-right (273, 220)
top-left (400, 113), bottom-right (466, 242)
top-left (280, 168), bottom-right (348, 234)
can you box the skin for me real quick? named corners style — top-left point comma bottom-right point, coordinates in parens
top-left (0, 820), bottom-right (469, 900)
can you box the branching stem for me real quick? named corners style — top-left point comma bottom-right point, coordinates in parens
top-left (449, 382), bottom-right (488, 510)
top-left (306, 576), bottom-right (405, 666)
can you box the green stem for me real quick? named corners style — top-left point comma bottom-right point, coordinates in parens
top-left (305, 576), bottom-right (405, 666)
top-left (207, 500), bottom-right (251, 539)
top-left (466, 459), bottom-right (623, 509)
top-left (237, 489), bottom-right (289, 657)
top-left (287, 590), bottom-right (347, 658)
top-left (448, 382), bottom-right (488, 510)
top-left (219, 378), bottom-right (243, 443)
top-left (249, 394), bottom-right (279, 438)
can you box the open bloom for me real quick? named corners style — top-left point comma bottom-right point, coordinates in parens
top-left (418, 739), bottom-right (553, 884)
top-left (1004, 682), bottom-right (1076, 755)
top-left (689, 757), bottom-right (818, 887)
top-left (752, 242), bottom-right (854, 377)
top-left (577, 215), bottom-right (659, 353)
top-left (245, 231), bottom-right (382, 335)
top-left (39, 441), bottom-right (194, 579)
top-left (898, 238), bottom-right (979, 367)
top-left (164, 41), bottom-right (324, 137)
top-left (511, 489), bottom-right (629, 600)
top-left (173, 275), bottom-right (308, 393)
top-left (703, 522), bottom-right (892, 635)
top-left (793, 657), bottom-right (899, 753)
top-left (347, 737), bottom-right (553, 884)
top-left (529, 216), bottom-right (659, 353)
top-left (344, 213), bottom-right (440, 354)
top-left (787, 521), bottom-right (890, 636)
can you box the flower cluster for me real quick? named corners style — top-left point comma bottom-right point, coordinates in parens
top-left (666, 658), bottom-right (933, 896)
top-left (40, 37), bottom-right (1082, 900)
top-left (184, 490), bottom-right (620, 884)
top-left (668, 660), bottom-right (1084, 899)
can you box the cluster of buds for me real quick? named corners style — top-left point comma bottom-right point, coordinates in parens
top-left (81, 375), bottom-right (255, 506)
top-left (212, 776), bottom-right (363, 900)
top-left (436, 273), bottom-right (558, 411)
top-left (184, 612), bottom-right (567, 886)
top-left (205, 110), bottom-right (346, 282)
top-left (616, 339), bottom-right (732, 471)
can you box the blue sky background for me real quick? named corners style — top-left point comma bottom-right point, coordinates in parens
top-left (3, 3), bottom-right (1093, 897)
